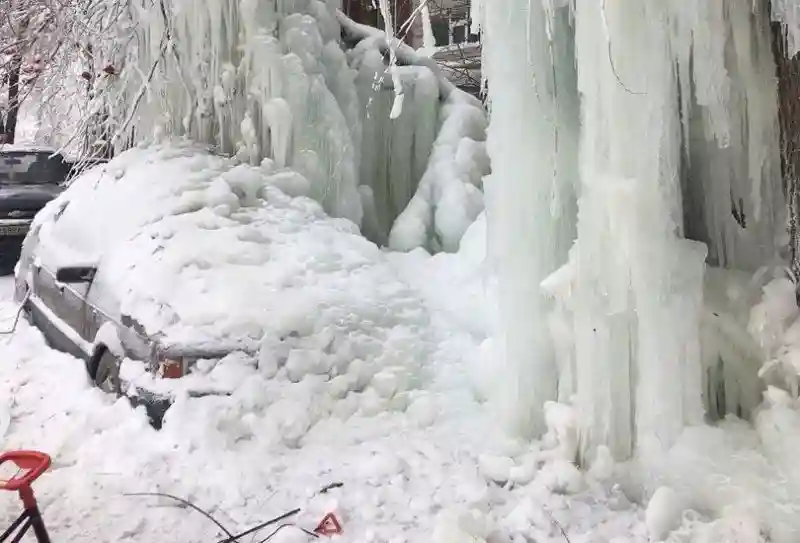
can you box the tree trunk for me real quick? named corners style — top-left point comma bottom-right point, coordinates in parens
top-left (4, 48), bottom-right (23, 145)
top-left (771, 16), bottom-right (800, 294)
top-left (3, 11), bottom-right (30, 146)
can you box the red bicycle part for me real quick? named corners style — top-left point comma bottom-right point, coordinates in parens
top-left (0, 451), bottom-right (51, 492)
top-left (0, 451), bottom-right (51, 510)
top-left (0, 451), bottom-right (52, 543)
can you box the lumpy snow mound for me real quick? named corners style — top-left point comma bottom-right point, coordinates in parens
top-left (0, 276), bottom-right (748, 543)
top-left (26, 142), bottom-right (430, 403)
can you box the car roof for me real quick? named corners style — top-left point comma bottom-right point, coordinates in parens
top-left (0, 145), bottom-right (62, 155)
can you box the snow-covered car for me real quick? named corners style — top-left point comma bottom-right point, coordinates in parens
top-left (13, 142), bottom-right (424, 427)
top-left (0, 146), bottom-right (71, 274)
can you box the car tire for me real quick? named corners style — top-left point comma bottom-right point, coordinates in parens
top-left (93, 349), bottom-right (122, 396)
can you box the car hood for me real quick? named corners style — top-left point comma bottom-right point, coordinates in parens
top-left (0, 184), bottom-right (62, 215)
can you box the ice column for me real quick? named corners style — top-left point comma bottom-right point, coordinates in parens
top-left (569, 0), bottom-right (707, 461)
top-left (482, 0), bottom-right (579, 437)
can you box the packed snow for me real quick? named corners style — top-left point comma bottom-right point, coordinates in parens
top-left (26, 143), bottom-right (430, 369)
top-left (9, 0), bottom-right (800, 541)
top-left (0, 264), bottom-right (659, 543)
top-left (7, 207), bottom-right (800, 541)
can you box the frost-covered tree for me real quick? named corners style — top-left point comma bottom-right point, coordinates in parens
top-left (0, 0), bottom-right (55, 143)
top-left (0, 0), bottom-right (128, 153)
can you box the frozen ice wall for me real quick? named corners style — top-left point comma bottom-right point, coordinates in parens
top-left (681, 1), bottom-right (784, 273)
top-left (347, 39), bottom-right (440, 246)
top-left (341, 17), bottom-right (491, 251)
top-left (111, 0), bottom-right (363, 224)
top-left (481, 0), bottom-right (786, 460)
top-left (108, 0), bottom-right (488, 250)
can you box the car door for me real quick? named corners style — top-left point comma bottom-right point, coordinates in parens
top-left (26, 197), bottom-right (94, 360)
top-left (29, 261), bottom-right (92, 359)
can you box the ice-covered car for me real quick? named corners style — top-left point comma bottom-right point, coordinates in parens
top-left (13, 142), bottom-right (424, 427)
top-left (0, 146), bottom-right (71, 274)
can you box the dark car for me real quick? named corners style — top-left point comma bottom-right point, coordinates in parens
top-left (0, 147), bottom-right (70, 274)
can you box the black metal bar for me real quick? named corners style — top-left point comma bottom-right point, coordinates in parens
top-left (27, 506), bottom-right (51, 543)
top-left (0, 510), bottom-right (30, 543)
top-left (9, 518), bottom-right (32, 543)
top-left (215, 509), bottom-right (301, 543)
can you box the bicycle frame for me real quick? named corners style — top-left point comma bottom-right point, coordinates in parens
top-left (0, 504), bottom-right (50, 543)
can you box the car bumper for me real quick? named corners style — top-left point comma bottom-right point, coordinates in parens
top-left (0, 219), bottom-right (30, 271)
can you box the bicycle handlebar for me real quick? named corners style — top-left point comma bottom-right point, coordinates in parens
top-left (0, 451), bottom-right (51, 492)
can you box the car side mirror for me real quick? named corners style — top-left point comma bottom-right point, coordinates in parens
top-left (55, 266), bottom-right (96, 284)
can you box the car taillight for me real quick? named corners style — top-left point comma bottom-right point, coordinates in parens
top-left (157, 358), bottom-right (183, 379)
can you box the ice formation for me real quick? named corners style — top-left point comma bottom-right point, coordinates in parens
top-left (103, 0), bottom-right (488, 251)
top-left (481, 0), bottom-right (579, 438)
top-left (341, 16), bottom-right (490, 250)
top-left (481, 0), bottom-right (789, 460)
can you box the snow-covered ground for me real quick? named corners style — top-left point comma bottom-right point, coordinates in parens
top-left (0, 260), bottom-right (659, 543)
top-left (3, 230), bottom-right (800, 542)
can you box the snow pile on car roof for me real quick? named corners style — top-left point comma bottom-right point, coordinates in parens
top-left (31, 141), bottom-right (431, 402)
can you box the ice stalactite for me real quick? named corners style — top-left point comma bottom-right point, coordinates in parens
top-left (772, 0), bottom-right (800, 58)
top-left (680, 0), bottom-right (784, 273)
top-left (420, 1), bottom-right (436, 50)
top-left (377, 0), bottom-right (405, 120)
top-left (341, 16), bottom-right (490, 251)
top-left (484, 0), bottom-right (786, 461)
top-left (481, 0), bottom-right (579, 438)
top-left (568, 0), bottom-right (708, 462)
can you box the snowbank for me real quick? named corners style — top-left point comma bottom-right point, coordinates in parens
top-left (3, 230), bottom-right (791, 542)
top-left (27, 142), bottom-right (431, 409)
top-left (0, 279), bottom-right (669, 543)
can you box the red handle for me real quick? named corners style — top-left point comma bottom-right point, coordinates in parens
top-left (0, 451), bottom-right (51, 491)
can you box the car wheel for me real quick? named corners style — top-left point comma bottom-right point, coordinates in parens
top-left (94, 350), bottom-right (122, 396)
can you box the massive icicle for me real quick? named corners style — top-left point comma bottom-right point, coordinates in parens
top-left (567, 0), bottom-right (708, 461)
top-left (482, 0), bottom-right (579, 437)
top-left (484, 0), bottom-right (786, 459)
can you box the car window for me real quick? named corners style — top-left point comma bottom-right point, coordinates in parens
top-left (0, 152), bottom-right (69, 185)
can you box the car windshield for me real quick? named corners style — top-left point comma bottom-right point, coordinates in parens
top-left (0, 151), bottom-right (68, 186)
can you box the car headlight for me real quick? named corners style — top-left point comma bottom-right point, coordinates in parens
top-left (157, 357), bottom-right (185, 379)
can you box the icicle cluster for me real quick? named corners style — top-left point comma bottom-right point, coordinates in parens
top-left (105, 0), bottom-right (487, 250)
top-left (109, 0), bottom-right (363, 224)
top-left (483, 0), bottom-right (785, 461)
